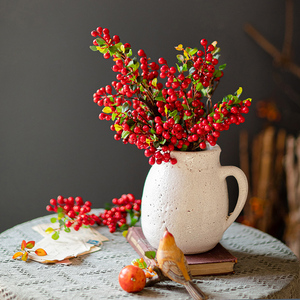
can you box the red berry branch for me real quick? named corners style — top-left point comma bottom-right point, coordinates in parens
top-left (90, 27), bottom-right (252, 165)
top-left (46, 194), bottom-right (141, 237)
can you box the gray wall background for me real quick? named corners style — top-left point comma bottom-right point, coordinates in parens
top-left (1, 0), bottom-right (299, 233)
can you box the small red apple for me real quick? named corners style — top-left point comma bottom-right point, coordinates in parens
top-left (118, 265), bottom-right (146, 293)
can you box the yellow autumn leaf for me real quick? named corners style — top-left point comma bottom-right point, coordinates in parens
top-left (146, 139), bottom-right (151, 146)
top-left (102, 107), bottom-right (112, 114)
top-left (236, 87), bottom-right (243, 96)
top-left (12, 252), bottom-right (24, 259)
top-left (175, 44), bottom-right (183, 51)
top-left (113, 57), bottom-right (122, 61)
top-left (152, 78), bottom-right (157, 87)
top-left (164, 106), bottom-right (168, 116)
top-left (212, 41), bottom-right (218, 47)
top-left (183, 50), bottom-right (190, 60)
top-left (122, 230), bottom-right (128, 238)
top-left (120, 44), bottom-right (125, 53)
top-left (114, 124), bottom-right (123, 132)
top-left (35, 248), bottom-right (47, 256)
top-left (45, 227), bottom-right (54, 234)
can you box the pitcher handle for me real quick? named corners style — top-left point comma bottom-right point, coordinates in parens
top-left (220, 165), bottom-right (248, 231)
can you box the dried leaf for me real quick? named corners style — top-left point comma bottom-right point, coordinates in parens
top-left (21, 252), bottom-right (28, 261)
top-left (35, 248), bottom-right (47, 256)
top-left (21, 240), bottom-right (26, 251)
top-left (12, 251), bottom-right (23, 259)
top-left (26, 241), bottom-right (35, 249)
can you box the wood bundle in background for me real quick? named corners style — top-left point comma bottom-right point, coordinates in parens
top-left (239, 127), bottom-right (300, 257)
top-left (284, 135), bottom-right (300, 257)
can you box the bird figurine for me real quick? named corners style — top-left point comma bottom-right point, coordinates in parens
top-left (156, 228), bottom-right (207, 300)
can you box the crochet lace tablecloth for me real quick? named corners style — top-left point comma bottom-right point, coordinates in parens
top-left (0, 213), bottom-right (299, 300)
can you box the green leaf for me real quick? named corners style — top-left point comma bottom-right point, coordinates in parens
top-left (181, 144), bottom-right (188, 151)
top-left (89, 45), bottom-right (98, 51)
top-left (58, 212), bottom-right (65, 219)
top-left (104, 202), bottom-right (112, 210)
top-left (96, 38), bottom-right (106, 46)
top-left (120, 224), bottom-right (129, 231)
top-left (213, 70), bottom-right (222, 78)
top-left (52, 231), bottom-right (60, 240)
top-left (145, 250), bottom-right (156, 259)
top-left (59, 219), bottom-right (65, 227)
top-left (176, 63), bottom-right (182, 73)
top-left (219, 63), bottom-right (226, 70)
top-left (50, 217), bottom-right (57, 223)
top-left (108, 46), bottom-right (117, 55)
top-left (177, 54), bottom-right (184, 63)
top-left (122, 102), bottom-right (130, 113)
top-left (130, 218), bottom-right (138, 227)
top-left (189, 48), bottom-right (198, 56)
top-left (64, 227), bottom-right (71, 233)
top-left (174, 115), bottom-right (181, 123)
top-left (111, 113), bottom-right (117, 121)
top-left (189, 67), bottom-right (196, 75)
top-left (153, 141), bottom-right (160, 148)
top-left (196, 82), bottom-right (203, 91)
top-left (169, 110), bottom-right (178, 117)
top-left (211, 46), bottom-right (220, 55)
top-left (121, 131), bottom-right (130, 139)
top-left (57, 207), bottom-right (63, 213)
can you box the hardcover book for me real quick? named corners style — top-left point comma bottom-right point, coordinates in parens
top-left (126, 226), bottom-right (237, 276)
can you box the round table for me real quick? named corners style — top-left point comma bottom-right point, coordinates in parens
top-left (0, 213), bottom-right (299, 300)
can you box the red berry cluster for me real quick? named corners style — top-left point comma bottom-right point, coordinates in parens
top-left (46, 194), bottom-right (141, 233)
top-left (46, 195), bottom-right (101, 231)
top-left (90, 27), bottom-right (252, 165)
top-left (100, 193), bottom-right (141, 233)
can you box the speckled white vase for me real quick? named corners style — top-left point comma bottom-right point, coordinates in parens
top-left (141, 144), bottom-right (248, 254)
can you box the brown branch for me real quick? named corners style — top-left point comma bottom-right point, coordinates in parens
top-left (282, 0), bottom-right (294, 59)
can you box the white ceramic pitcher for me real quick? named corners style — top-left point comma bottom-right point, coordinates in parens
top-left (141, 144), bottom-right (248, 254)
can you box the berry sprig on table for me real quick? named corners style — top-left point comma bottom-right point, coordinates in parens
top-left (46, 194), bottom-right (141, 237)
top-left (90, 27), bottom-right (252, 165)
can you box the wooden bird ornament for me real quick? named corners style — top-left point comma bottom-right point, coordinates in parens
top-left (156, 228), bottom-right (207, 300)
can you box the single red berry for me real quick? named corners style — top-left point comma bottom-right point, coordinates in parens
top-left (200, 39), bottom-right (207, 47)
top-left (91, 30), bottom-right (98, 37)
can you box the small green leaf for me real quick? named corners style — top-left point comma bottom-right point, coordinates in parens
top-left (57, 207), bottom-right (63, 213)
top-left (120, 224), bottom-right (129, 231)
top-left (122, 102), bottom-right (130, 113)
top-left (145, 250), bottom-right (156, 259)
top-left (59, 219), bottom-right (65, 227)
top-left (196, 82), bottom-right (203, 91)
top-left (189, 67), bottom-right (195, 75)
top-left (130, 218), bottom-right (138, 227)
top-left (52, 231), bottom-right (60, 240)
top-left (177, 54), bottom-right (184, 62)
top-left (121, 131), bottom-right (130, 139)
top-left (181, 144), bottom-right (188, 151)
top-left (58, 212), bottom-right (65, 219)
top-left (50, 217), bottom-right (57, 223)
top-left (219, 64), bottom-right (226, 70)
top-left (64, 227), bottom-right (71, 233)
top-left (213, 70), bottom-right (222, 78)
top-left (89, 45), bottom-right (98, 51)
top-left (96, 37), bottom-right (106, 46)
